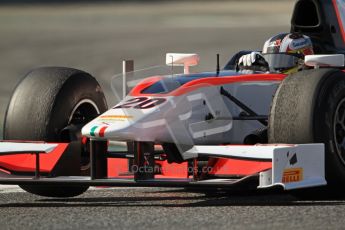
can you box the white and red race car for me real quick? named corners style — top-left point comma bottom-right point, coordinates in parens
top-left (0, 0), bottom-right (345, 198)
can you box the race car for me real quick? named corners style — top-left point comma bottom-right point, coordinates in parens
top-left (0, 0), bottom-right (344, 198)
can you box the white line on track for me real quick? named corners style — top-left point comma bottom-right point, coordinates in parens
top-left (0, 185), bottom-right (23, 194)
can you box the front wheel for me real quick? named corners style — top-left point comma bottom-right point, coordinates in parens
top-left (269, 68), bottom-right (345, 196)
top-left (4, 67), bottom-right (107, 197)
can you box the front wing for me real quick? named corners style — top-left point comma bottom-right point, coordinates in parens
top-left (0, 141), bottom-right (326, 190)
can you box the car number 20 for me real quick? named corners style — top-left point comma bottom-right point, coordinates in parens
top-left (113, 97), bottom-right (166, 109)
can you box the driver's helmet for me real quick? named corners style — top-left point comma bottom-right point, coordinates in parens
top-left (262, 33), bottom-right (314, 74)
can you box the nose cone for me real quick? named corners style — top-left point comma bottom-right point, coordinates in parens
top-left (81, 97), bottom-right (168, 141)
top-left (81, 112), bottom-right (134, 139)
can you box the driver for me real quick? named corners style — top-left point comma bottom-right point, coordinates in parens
top-left (238, 33), bottom-right (314, 74)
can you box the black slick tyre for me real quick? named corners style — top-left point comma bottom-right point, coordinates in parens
top-left (269, 69), bottom-right (345, 198)
top-left (3, 67), bottom-right (107, 197)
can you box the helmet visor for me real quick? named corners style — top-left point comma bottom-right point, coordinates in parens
top-left (262, 53), bottom-right (301, 71)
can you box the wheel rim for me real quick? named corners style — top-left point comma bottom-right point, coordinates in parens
top-left (60, 99), bottom-right (101, 172)
top-left (68, 99), bottom-right (100, 124)
top-left (333, 97), bottom-right (345, 165)
top-left (60, 99), bottom-right (100, 141)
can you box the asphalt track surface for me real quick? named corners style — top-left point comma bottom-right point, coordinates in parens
top-left (2, 1), bottom-right (345, 230)
top-left (1, 186), bottom-right (345, 230)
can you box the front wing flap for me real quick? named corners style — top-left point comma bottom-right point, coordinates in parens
top-left (258, 144), bottom-right (326, 190)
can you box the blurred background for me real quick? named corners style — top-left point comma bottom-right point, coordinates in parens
top-left (0, 0), bottom-right (294, 134)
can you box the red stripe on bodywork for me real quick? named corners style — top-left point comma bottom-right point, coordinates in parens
top-left (130, 74), bottom-right (285, 97)
top-left (333, 0), bottom-right (345, 43)
top-left (0, 143), bottom-right (68, 173)
top-left (99, 126), bottom-right (108, 137)
top-left (129, 76), bottom-right (163, 96)
top-left (106, 158), bottom-right (189, 179)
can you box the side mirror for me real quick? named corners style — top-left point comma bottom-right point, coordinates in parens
top-left (166, 53), bottom-right (200, 74)
top-left (305, 54), bottom-right (345, 68)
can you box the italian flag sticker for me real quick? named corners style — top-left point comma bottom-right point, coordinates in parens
top-left (90, 126), bottom-right (108, 137)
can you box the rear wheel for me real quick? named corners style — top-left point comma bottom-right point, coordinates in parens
top-left (4, 67), bottom-right (107, 197)
top-left (269, 68), bottom-right (345, 198)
